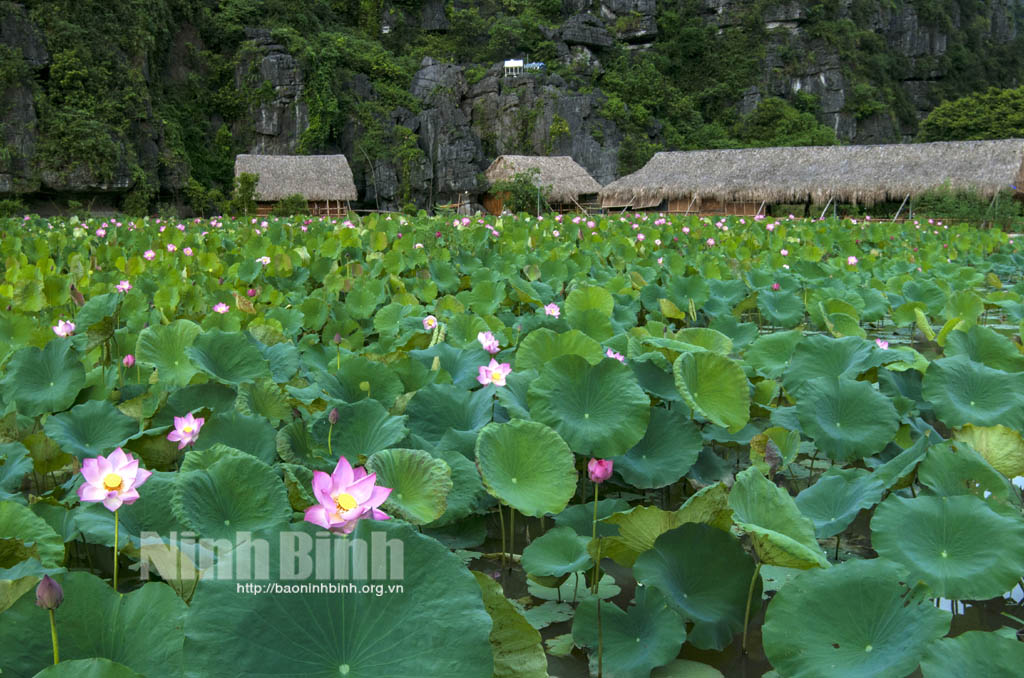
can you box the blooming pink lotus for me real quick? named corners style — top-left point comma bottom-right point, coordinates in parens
top-left (212, 302), bottom-right (229, 314)
top-left (143, 249), bottom-right (155, 260)
top-left (847, 255), bottom-right (858, 266)
top-left (771, 282), bottom-right (781, 291)
top-left (477, 359), bottom-right (512, 387)
top-left (52, 320), bottom-right (75, 337)
top-left (167, 412), bottom-right (204, 449)
top-left (588, 458), bottom-right (613, 484)
top-left (116, 280), bottom-right (131, 293)
top-left (875, 338), bottom-right (889, 350)
top-left (304, 457), bottom-right (391, 534)
top-left (477, 331), bottom-right (500, 354)
top-left (423, 315), bottom-right (438, 331)
top-left (78, 448), bottom-right (152, 511)
top-left (544, 303), bottom-right (560, 318)
top-left (605, 348), bottom-right (626, 363)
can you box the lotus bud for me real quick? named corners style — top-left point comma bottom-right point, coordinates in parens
top-left (333, 333), bottom-right (342, 345)
top-left (35, 575), bottom-right (63, 610)
top-left (122, 354), bottom-right (135, 368)
top-left (328, 408), bottom-right (339, 425)
top-left (588, 458), bottom-right (613, 484)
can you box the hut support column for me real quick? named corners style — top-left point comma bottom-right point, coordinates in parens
top-left (818, 197), bottom-right (833, 221)
top-left (891, 194), bottom-right (910, 223)
top-left (756, 200), bottom-right (766, 218)
top-left (685, 196), bottom-right (697, 215)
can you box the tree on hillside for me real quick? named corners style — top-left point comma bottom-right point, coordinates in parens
top-left (917, 86), bottom-right (1024, 141)
top-left (732, 97), bottom-right (839, 148)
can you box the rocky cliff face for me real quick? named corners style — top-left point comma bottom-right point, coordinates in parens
top-left (0, 0), bottom-right (1021, 211)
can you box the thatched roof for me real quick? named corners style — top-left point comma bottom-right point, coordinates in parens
top-left (600, 139), bottom-right (1024, 207)
top-left (234, 154), bottom-right (357, 201)
top-left (485, 155), bottom-right (602, 203)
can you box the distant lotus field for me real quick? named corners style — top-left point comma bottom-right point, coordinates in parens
top-left (1, 210), bottom-right (1023, 677)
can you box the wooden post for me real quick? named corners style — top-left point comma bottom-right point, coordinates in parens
top-left (891, 194), bottom-right (910, 223)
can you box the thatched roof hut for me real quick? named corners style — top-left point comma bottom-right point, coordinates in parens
top-left (484, 155), bottom-right (602, 207)
top-left (600, 139), bottom-right (1024, 209)
top-left (234, 154), bottom-right (358, 202)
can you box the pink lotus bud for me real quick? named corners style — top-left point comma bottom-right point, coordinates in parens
top-left (123, 354), bottom-right (135, 368)
top-left (588, 458), bottom-right (613, 484)
top-left (328, 408), bottom-right (339, 425)
top-left (35, 575), bottom-right (63, 610)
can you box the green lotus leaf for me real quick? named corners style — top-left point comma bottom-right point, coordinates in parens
top-left (528, 354), bottom-right (650, 458)
top-left (916, 441), bottom-right (1022, 516)
top-left (472, 571), bottom-right (548, 678)
top-left (516, 600), bottom-right (573, 631)
top-left (173, 454), bottom-right (291, 541)
top-left (185, 330), bottom-right (270, 385)
top-left (675, 327), bottom-right (733, 355)
top-left (615, 407), bottom-right (701, 489)
top-left (665, 274), bottom-right (710, 312)
top-left (566, 284), bottom-right (614, 317)
top-left (553, 498), bottom-right (631, 538)
top-left (313, 400), bottom-right (408, 464)
top-left (630, 358), bottom-right (685, 402)
top-left (952, 424), bottom-right (1024, 478)
top-left (494, 368), bottom-right (536, 419)
top-left (635, 523), bottom-right (757, 650)
top-left (428, 448), bottom-right (485, 527)
top-left (795, 377), bottom-right (899, 462)
top-left (521, 526), bottom-right (593, 577)
top-left (475, 420), bottom-right (577, 517)
top-left (345, 276), bottom-right (386, 318)
top-left (528, 572), bottom-right (620, 602)
top-left (0, 443), bottom-right (33, 503)
top-left (651, 659), bottom-right (725, 678)
top-left (794, 467), bottom-right (885, 538)
top-left (0, 500), bottom-right (64, 571)
top-left (0, 310), bottom-right (34, 363)
top-left (921, 355), bottom-right (1024, 430)
top-left (729, 467), bottom-right (829, 569)
top-left (135, 320), bottom-right (201, 388)
top-left (319, 354), bottom-right (405, 407)
top-left (673, 351), bottom-right (750, 433)
top-left (600, 484), bottom-right (731, 567)
top-left (762, 559), bottom-right (950, 678)
top-left (871, 494), bottom-right (1024, 599)
top-left (276, 419), bottom-right (327, 468)
top-left (0, 571), bottom-right (187, 678)
top-left (783, 334), bottom-right (883, 396)
top-left (192, 410), bottom-right (277, 464)
top-left (235, 378), bottom-right (291, 425)
top-left (513, 328), bottom-right (604, 372)
top-left (757, 287), bottom-right (805, 327)
top-left (182, 520), bottom-right (494, 678)
top-left (2, 339), bottom-right (85, 416)
top-left (158, 383), bottom-right (237, 426)
top-left (43, 400), bottom-right (138, 460)
top-left (409, 343), bottom-right (493, 389)
top-left (366, 448), bottom-right (451, 525)
top-left (943, 324), bottom-right (1024, 372)
top-left (919, 630), bottom-right (1024, 678)
top-left (405, 383), bottom-right (493, 445)
top-left (572, 586), bottom-right (686, 678)
top-left (255, 339), bottom-right (301, 383)
top-left (744, 329), bottom-right (803, 379)
top-left (30, 658), bottom-right (143, 678)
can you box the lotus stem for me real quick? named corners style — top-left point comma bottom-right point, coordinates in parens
top-left (508, 508), bottom-right (515, 562)
top-left (498, 503), bottom-right (507, 573)
top-left (48, 609), bottom-right (59, 664)
top-left (113, 508), bottom-right (119, 592)
top-left (597, 594), bottom-right (604, 678)
top-left (591, 481), bottom-right (600, 594)
top-left (742, 561), bottom-right (762, 653)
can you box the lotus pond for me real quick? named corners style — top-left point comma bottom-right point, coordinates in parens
top-left (1, 211), bottom-right (1023, 677)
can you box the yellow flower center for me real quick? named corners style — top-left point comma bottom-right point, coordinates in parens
top-left (334, 492), bottom-right (358, 511)
top-left (182, 425), bottom-right (194, 434)
top-left (491, 370), bottom-right (503, 383)
top-left (103, 473), bottom-right (123, 492)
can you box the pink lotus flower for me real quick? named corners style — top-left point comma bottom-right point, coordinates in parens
top-left (780, 249), bottom-right (788, 256)
top-left (544, 303), bottom-right (560, 318)
top-left (771, 282), bottom-right (781, 291)
top-left (78, 448), bottom-right (152, 511)
top-left (423, 315), bottom-right (438, 331)
top-left (706, 238), bottom-right (715, 246)
top-left (875, 339), bottom-right (889, 350)
top-left (588, 458), bottom-right (613, 484)
top-left (52, 320), bottom-right (75, 337)
top-left (304, 457), bottom-right (391, 534)
top-left (257, 256), bottom-right (271, 265)
top-left (123, 354), bottom-right (135, 368)
top-left (116, 280), bottom-right (131, 293)
top-left (477, 359), bottom-right (512, 387)
top-left (35, 574), bottom-right (63, 610)
top-left (847, 255), bottom-right (858, 266)
top-left (213, 302), bottom-right (230, 314)
top-left (143, 249), bottom-right (155, 260)
top-left (166, 243), bottom-right (176, 252)
top-left (247, 288), bottom-right (257, 297)
top-left (477, 331), bottom-right (500, 354)
top-left (605, 349), bottom-right (626, 364)
top-left (167, 412), bottom-right (204, 449)
top-left (183, 247), bottom-right (193, 257)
